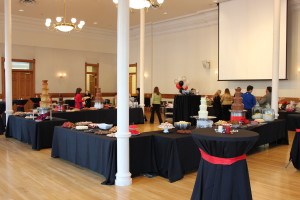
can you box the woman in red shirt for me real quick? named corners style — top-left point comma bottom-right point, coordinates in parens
top-left (74, 88), bottom-right (84, 109)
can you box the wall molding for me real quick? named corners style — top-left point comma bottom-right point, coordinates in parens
top-left (130, 8), bottom-right (218, 40)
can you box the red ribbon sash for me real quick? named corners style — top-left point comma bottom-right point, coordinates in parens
top-left (199, 149), bottom-right (246, 165)
top-left (17, 105), bottom-right (25, 107)
top-left (296, 129), bottom-right (300, 132)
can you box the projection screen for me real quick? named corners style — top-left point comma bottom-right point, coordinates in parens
top-left (218, 0), bottom-right (287, 80)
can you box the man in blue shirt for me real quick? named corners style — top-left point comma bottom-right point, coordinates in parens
top-left (242, 85), bottom-right (256, 119)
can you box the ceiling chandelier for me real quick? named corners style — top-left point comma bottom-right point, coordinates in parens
top-left (45, 0), bottom-right (85, 33)
top-left (113, 0), bottom-right (164, 9)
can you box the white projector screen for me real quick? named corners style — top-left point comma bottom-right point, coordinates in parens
top-left (218, 0), bottom-right (287, 80)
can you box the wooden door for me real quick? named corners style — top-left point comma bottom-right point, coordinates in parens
top-left (12, 71), bottom-right (34, 111)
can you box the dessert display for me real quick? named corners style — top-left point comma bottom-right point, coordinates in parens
top-left (230, 88), bottom-right (246, 122)
top-left (94, 88), bottom-right (104, 109)
top-left (75, 126), bottom-right (89, 130)
top-left (75, 121), bottom-right (92, 126)
top-left (177, 129), bottom-right (192, 134)
top-left (40, 80), bottom-right (51, 108)
top-left (174, 121), bottom-right (191, 130)
top-left (37, 80), bottom-right (52, 121)
top-left (158, 122), bottom-right (175, 133)
top-left (72, 108), bottom-right (80, 111)
top-left (198, 97), bottom-right (208, 119)
top-left (61, 122), bottom-right (75, 129)
top-left (95, 126), bottom-right (117, 135)
top-left (55, 95), bottom-right (66, 112)
top-left (13, 112), bottom-right (26, 117)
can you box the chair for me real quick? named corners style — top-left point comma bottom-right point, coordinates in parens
top-left (164, 101), bottom-right (174, 123)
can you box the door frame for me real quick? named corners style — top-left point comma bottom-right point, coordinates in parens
top-left (1, 57), bottom-right (36, 97)
top-left (85, 62), bottom-right (99, 96)
top-left (129, 63), bottom-right (137, 96)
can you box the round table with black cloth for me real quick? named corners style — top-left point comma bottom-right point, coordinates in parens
top-left (286, 114), bottom-right (300, 131)
top-left (30, 98), bottom-right (41, 109)
top-left (13, 99), bottom-right (28, 112)
top-left (173, 95), bottom-right (201, 125)
top-left (191, 128), bottom-right (259, 200)
top-left (289, 130), bottom-right (300, 170)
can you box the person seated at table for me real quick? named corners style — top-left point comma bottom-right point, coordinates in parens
top-left (221, 88), bottom-right (233, 121)
top-left (74, 88), bottom-right (84, 109)
top-left (150, 86), bottom-right (163, 124)
top-left (212, 89), bottom-right (222, 121)
top-left (83, 90), bottom-right (92, 108)
top-left (259, 86), bottom-right (272, 107)
top-left (242, 85), bottom-right (256, 119)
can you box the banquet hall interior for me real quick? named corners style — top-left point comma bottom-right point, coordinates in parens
top-left (1, 0), bottom-right (300, 199)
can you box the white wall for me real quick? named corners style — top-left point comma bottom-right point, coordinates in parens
top-left (0, 15), bottom-right (117, 94)
top-left (129, 6), bottom-right (300, 98)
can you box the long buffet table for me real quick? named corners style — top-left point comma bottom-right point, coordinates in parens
top-left (52, 108), bottom-right (144, 125)
top-left (51, 119), bottom-right (288, 185)
top-left (6, 116), bottom-right (67, 150)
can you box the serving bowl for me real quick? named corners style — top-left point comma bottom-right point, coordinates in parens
top-left (98, 123), bottom-right (113, 130)
top-left (174, 121), bottom-right (191, 130)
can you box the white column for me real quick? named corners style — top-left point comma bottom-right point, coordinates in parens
top-left (4, 0), bottom-right (13, 123)
top-left (139, 8), bottom-right (145, 113)
top-left (272, 0), bottom-right (281, 118)
top-left (115, 0), bottom-right (132, 186)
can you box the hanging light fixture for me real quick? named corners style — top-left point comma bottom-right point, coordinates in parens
top-left (113, 0), bottom-right (164, 9)
top-left (45, 0), bottom-right (85, 32)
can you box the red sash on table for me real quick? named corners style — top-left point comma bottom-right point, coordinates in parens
top-left (17, 105), bottom-right (25, 107)
top-left (296, 129), bottom-right (300, 132)
top-left (199, 148), bottom-right (246, 165)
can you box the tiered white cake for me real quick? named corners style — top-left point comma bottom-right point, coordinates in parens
top-left (198, 97), bottom-right (208, 119)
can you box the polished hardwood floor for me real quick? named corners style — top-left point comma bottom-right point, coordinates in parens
top-left (0, 111), bottom-right (300, 200)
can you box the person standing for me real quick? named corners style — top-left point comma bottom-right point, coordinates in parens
top-left (242, 85), bottom-right (256, 119)
top-left (150, 86), bottom-right (163, 124)
top-left (212, 89), bottom-right (222, 121)
top-left (74, 88), bottom-right (84, 109)
top-left (259, 86), bottom-right (272, 107)
top-left (221, 88), bottom-right (233, 121)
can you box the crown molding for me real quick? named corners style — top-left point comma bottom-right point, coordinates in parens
top-left (130, 8), bottom-right (218, 40)
top-left (0, 14), bottom-right (117, 41)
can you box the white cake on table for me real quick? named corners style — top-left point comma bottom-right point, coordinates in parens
top-left (198, 97), bottom-right (208, 119)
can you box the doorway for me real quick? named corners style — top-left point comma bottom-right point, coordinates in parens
top-left (129, 63), bottom-right (137, 96)
top-left (1, 58), bottom-right (35, 111)
top-left (85, 62), bottom-right (99, 98)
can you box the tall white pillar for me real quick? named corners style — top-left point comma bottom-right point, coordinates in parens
top-left (4, 0), bottom-right (13, 123)
top-left (272, 0), bottom-right (281, 118)
top-left (115, 0), bottom-right (132, 186)
top-left (139, 8), bottom-right (145, 113)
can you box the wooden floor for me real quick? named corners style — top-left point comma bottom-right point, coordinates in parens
top-left (0, 112), bottom-right (300, 200)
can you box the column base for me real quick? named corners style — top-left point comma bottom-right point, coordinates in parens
top-left (115, 172), bottom-right (132, 186)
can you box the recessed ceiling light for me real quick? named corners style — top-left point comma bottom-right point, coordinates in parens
top-left (18, 9), bottom-right (24, 12)
top-left (163, 12), bottom-right (168, 15)
top-left (93, 22), bottom-right (98, 25)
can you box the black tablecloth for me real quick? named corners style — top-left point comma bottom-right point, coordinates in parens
top-left (13, 99), bottom-right (28, 112)
top-left (64, 100), bottom-right (75, 108)
top-left (278, 110), bottom-right (300, 119)
top-left (30, 98), bottom-right (41, 109)
top-left (6, 116), bottom-right (67, 150)
top-left (173, 95), bottom-right (201, 125)
top-left (51, 127), bottom-right (157, 185)
top-left (290, 130), bottom-right (300, 170)
top-left (247, 119), bottom-right (289, 148)
top-left (151, 129), bottom-right (200, 182)
top-left (286, 114), bottom-right (300, 131)
top-left (191, 128), bottom-right (259, 200)
top-left (52, 108), bottom-right (144, 125)
top-left (0, 101), bottom-right (5, 114)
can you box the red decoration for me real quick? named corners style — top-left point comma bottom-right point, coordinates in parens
top-left (176, 83), bottom-right (181, 89)
top-left (199, 149), bottom-right (246, 165)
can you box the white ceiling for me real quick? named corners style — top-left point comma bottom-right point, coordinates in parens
top-left (0, 0), bottom-right (218, 30)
